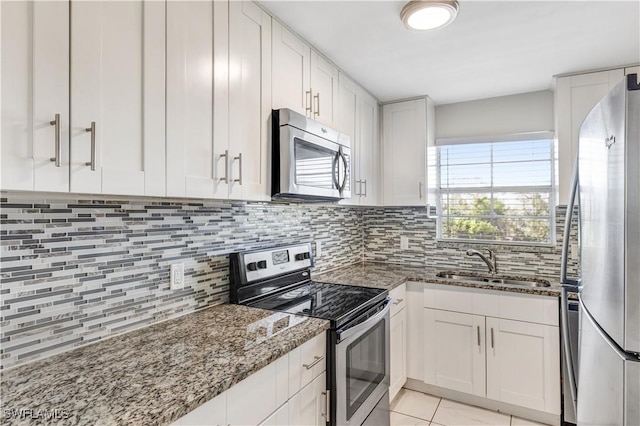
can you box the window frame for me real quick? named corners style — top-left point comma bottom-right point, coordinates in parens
top-left (434, 133), bottom-right (557, 247)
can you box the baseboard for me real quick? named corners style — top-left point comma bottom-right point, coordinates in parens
top-left (404, 378), bottom-right (561, 426)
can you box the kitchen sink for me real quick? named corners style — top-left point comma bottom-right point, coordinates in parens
top-left (435, 271), bottom-right (551, 288)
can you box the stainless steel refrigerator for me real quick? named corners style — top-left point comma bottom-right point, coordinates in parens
top-left (562, 73), bottom-right (640, 426)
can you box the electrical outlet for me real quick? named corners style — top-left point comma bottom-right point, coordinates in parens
top-left (170, 263), bottom-right (184, 290)
top-left (400, 236), bottom-right (409, 250)
top-left (315, 241), bottom-right (322, 258)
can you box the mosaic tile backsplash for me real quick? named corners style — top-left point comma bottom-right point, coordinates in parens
top-left (363, 205), bottom-right (579, 280)
top-left (0, 193), bottom-right (578, 370)
top-left (0, 194), bottom-right (363, 369)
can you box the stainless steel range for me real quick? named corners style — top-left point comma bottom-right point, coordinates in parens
top-left (230, 243), bottom-right (391, 426)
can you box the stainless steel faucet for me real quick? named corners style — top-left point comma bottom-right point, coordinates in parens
top-left (466, 248), bottom-right (498, 274)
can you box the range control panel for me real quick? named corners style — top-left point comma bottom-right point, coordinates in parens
top-left (239, 243), bottom-right (313, 283)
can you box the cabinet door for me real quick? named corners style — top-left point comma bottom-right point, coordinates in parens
top-left (310, 50), bottom-right (339, 127)
top-left (555, 69), bottom-right (625, 203)
top-left (1, 0), bottom-right (69, 192)
top-left (229, 0), bottom-right (271, 201)
top-left (288, 372), bottom-right (327, 426)
top-left (358, 89), bottom-right (380, 206)
top-left (382, 99), bottom-right (427, 206)
top-left (390, 307), bottom-right (407, 401)
top-left (260, 402), bottom-right (289, 426)
top-left (166, 0), bottom-right (229, 199)
top-left (70, 0), bottom-right (165, 196)
top-left (338, 72), bottom-right (360, 205)
top-left (486, 317), bottom-right (561, 414)
top-left (272, 20), bottom-right (311, 116)
top-left (424, 309), bottom-right (486, 397)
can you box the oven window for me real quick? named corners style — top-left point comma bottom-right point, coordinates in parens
top-left (346, 319), bottom-right (386, 420)
top-left (294, 138), bottom-right (336, 189)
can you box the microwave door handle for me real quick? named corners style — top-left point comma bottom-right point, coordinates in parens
top-left (333, 151), bottom-right (341, 192)
top-left (339, 149), bottom-right (348, 192)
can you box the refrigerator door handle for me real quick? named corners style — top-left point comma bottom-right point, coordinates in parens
top-left (561, 156), bottom-right (580, 286)
top-left (561, 287), bottom-right (578, 415)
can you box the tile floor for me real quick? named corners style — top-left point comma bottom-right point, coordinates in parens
top-left (390, 389), bottom-right (550, 426)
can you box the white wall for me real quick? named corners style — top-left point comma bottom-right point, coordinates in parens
top-left (435, 90), bottom-right (554, 141)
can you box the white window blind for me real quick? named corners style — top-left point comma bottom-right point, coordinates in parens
top-left (437, 138), bottom-right (555, 244)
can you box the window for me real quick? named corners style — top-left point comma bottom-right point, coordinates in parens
top-left (437, 137), bottom-right (555, 244)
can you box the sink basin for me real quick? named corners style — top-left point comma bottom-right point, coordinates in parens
top-left (435, 271), bottom-right (551, 288)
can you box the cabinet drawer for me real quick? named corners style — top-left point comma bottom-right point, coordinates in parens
top-left (227, 353), bottom-right (288, 426)
top-left (289, 332), bottom-right (326, 398)
top-left (390, 284), bottom-right (407, 316)
top-left (423, 284), bottom-right (558, 326)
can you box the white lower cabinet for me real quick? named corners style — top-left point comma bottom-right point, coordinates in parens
top-left (260, 402), bottom-right (289, 426)
top-left (418, 284), bottom-right (561, 416)
top-left (288, 372), bottom-right (327, 426)
top-left (486, 317), bottom-right (560, 414)
top-left (423, 309), bottom-right (486, 397)
top-left (171, 332), bottom-right (326, 426)
top-left (390, 284), bottom-right (408, 401)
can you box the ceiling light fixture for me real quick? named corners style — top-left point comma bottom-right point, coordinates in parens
top-left (400, 0), bottom-right (459, 30)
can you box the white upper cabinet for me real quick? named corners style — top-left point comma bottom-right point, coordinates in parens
top-left (555, 68), bottom-right (626, 203)
top-left (310, 51), bottom-right (339, 127)
top-left (70, 0), bottom-right (166, 196)
top-left (272, 20), bottom-right (311, 117)
top-left (338, 73), bottom-right (380, 206)
top-left (358, 89), bottom-right (380, 206)
top-left (272, 21), bottom-right (338, 127)
top-left (228, 0), bottom-right (272, 201)
top-left (166, 0), bottom-right (228, 199)
top-left (1, 1), bottom-right (70, 192)
top-left (382, 97), bottom-right (434, 206)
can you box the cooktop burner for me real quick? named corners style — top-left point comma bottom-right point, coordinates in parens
top-left (247, 281), bottom-right (386, 324)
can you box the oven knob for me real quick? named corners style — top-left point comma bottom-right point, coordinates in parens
top-left (295, 253), bottom-right (305, 261)
top-left (247, 262), bottom-right (258, 271)
top-left (257, 260), bottom-right (267, 269)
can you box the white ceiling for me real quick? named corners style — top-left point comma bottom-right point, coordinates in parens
top-left (259, 0), bottom-right (640, 105)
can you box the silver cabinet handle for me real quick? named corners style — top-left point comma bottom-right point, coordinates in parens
top-left (477, 326), bottom-right (481, 347)
top-left (302, 355), bottom-right (323, 370)
top-left (49, 114), bottom-right (61, 167)
top-left (491, 327), bottom-right (495, 349)
top-left (220, 150), bottom-right (229, 183)
top-left (233, 153), bottom-right (242, 185)
top-left (85, 122), bottom-right (96, 171)
top-left (419, 182), bottom-right (423, 199)
top-left (393, 298), bottom-right (404, 305)
top-left (363, 179), bottom-right (367, 197)
top-left (305, 89), bottom-right (313, 117)
top-left (321, 390), bottom-right (330, 419)
top-left (356, 180), bottom-right (361, 196)
top-left (313, 93), bottom-right (320, 117)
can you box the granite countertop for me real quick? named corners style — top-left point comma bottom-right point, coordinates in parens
top-left (0, 304), bottom-right (329, 426)
top-left (313, 262), bottom-right (569, 297)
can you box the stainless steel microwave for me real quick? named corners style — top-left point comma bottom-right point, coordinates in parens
top-left (271, 108), bottom-right (351, 202)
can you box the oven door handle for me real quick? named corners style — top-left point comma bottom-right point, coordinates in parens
top-left (337, 298), bottom-right (391, 343)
